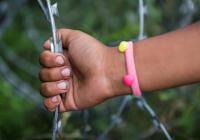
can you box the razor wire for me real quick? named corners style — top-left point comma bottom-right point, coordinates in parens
top-left (0, 0), bottom-right (197, 139)
top-left (1, 0), bottom-right (172, 139)
top-left (37, 0), bottom-right (65, 140)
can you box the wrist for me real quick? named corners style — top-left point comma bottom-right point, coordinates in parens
top-left (105, 46), bottom-right (132, 97)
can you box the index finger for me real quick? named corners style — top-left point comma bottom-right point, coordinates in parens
top-left (39, 50), bottom-right (66, 68)
top-left (43, 39), bottom-right (51, 50)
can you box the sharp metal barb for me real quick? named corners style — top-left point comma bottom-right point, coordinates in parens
top-left (51, 3), bottom-right (59, 16)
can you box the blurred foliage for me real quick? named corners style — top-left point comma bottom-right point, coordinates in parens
top-left (0, 0), bottom-right (200, 140)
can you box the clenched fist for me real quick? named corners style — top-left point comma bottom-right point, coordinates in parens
top-left (39, 29), bottom-right (129, 112)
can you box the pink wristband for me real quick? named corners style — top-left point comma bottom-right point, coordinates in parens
top-left (119, 41), bottom-right (142, 96)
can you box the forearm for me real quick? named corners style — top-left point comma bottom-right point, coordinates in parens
top-left (109, 22), bottom-right (200, 96)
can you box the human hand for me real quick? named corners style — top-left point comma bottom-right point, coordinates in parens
top-left (39, 29), bottom-right (129, 112)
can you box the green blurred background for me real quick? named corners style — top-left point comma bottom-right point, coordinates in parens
top-left (0, 0), bottom-right (200, 140)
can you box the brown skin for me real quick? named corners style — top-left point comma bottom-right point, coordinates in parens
top-left (39, 22), bottom-right (200, 112)
top-left (39, 29), bottom-right (121, 112)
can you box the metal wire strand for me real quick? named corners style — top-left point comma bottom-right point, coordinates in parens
top-left (37, 1), bottom-right (63, 140)
top-left (135, 96), bottom-right (173, 140)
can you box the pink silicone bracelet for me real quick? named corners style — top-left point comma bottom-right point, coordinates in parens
top-left (123, 41), bottom-right (142, 96)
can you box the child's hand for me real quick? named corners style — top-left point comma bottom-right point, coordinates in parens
top-left (39, 29), bottom-right (128, 112)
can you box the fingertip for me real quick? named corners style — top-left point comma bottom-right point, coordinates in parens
top-left (51, 96), bottom-right (60, 104)
top-left (43, 39), bottom-right (51, 50)
top-left (55, 54), bottom-right (66, 66)
top-left (44, 96), bottom-right (61, 112)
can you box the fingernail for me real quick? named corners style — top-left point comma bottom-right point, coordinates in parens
top-left (57, 81), bottom-right (68, 90)
top-left (56, 56), bottom-right (64, 65)
top-left (61, 68), bottom-right (71, 77)
top-left (51, 96), bottom-right (58, 103)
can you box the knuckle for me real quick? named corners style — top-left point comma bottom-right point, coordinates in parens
top-left (39, 53), bottom-right (44, 65)
top-left (45, 68), bottom-right (58, 81)
top-left (43, 100), bottom-right (54, 112)
top-left (41, 83), bottom-right (51, 97)
top-left (57, 28), bottom-right (66, 33)
top-left (57, 28), bottom-right (70, 37)
top-left (40, 85), bottom-right (44, 97)
top-left (38, 70), bottom-right (44, 81)
top-left (39, 51), bottom-right (51, 66)
top-left (73, 30), bottom-right (82, 36)
top-left (74, 29), bottom-right (82, 34)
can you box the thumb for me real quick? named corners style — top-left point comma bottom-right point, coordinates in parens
top-left (43, 29), bottom-right (78, 50)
